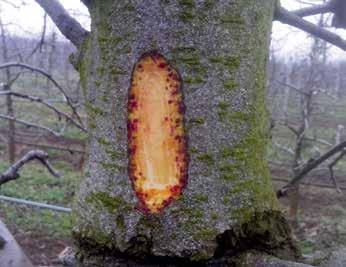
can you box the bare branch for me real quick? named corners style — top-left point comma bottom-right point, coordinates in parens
top-left (34, 0), bottom-right (89, 47)
top-left (277, 140), bottom-right (346, 198)
top-left (332, 0), bottom-right (346, 28)
top-left (0, 0), bottom-right (22, 8)
top-left (277, 120), bottom-right (299, 136)
top-left (26, 13), bottom-right (47, 60)
top-left (292, 1), bottom-right (335, 17)
top-left (335, 124), bottom-right (344, 145)
top-left (273, 142), bottom-right (294, 156)
top-left (0, 90), bottom-right (87, 132)
top-left (328, 150), bottom-right (346, 193)
top-left (304, 136), bottom-right (333, 146)
top-left (0, 62), bottom-right (84, 126)
top-left (273, 177), bottom-right (346, 191)
top-left (312, 88), bottom-right (336, 100)
top-left (0, 150), bottom-right (60, 185)
top-left (274, 79), bottom-right (309, 96)
top-left (275, 6), bottom-right (346, 51)
top-left (13, 140), bottom-right (85, 154)
top-left (0, 114), bottom-right (61, 137)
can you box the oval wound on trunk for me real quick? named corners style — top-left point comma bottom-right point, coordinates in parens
top-left (127, 52), bottom-right (188, 213)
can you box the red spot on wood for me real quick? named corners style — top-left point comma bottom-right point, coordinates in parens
top-left (128, 51), bottom-right (189, 213)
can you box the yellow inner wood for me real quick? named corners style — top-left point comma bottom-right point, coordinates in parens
top-left (129, 55), bottom-right (185, 212)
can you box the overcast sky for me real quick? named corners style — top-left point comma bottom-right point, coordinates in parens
top-left (0, 0), bottom-right (346, 61)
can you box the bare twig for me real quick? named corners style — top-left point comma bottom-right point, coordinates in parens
top-left (313, 88), bottom-right (336, 99)
top-left (304, 136), bottom-right (333, 146)
top-left (328, 150), bottom-right (346, 193)
top-left (0, 90), bottom-right (87, 132)
top-left (292, 1), bottom-right (335, 17)
top-left (26, 13), bottom-right (47, 60)
top-left (0, 150), bottom-right (60, 185)
top-left (273, 177), bottom-right (346, 191)
top-left (273, 142), bottom-right (294, 155)
top-left (335, 125), bottom-right (344, 145)
top-left (277, 120), bottom-right (299, 136)
top-left (0, 62), bottom-right (84, 126)
top-left (0, 114), bottom-right (61, 137)
top-left (34, 0), bottom-right (89, 47)
top-left (13, 140), bottom-right (85, 154)
top-left (277, 140), bottom-right (346, 198)
top-left (0, 0), bottom-right (23, 8)
top-left (274, 79), bottom-right (309, 96)
top-left (275, 6), bottom-right (346, 51)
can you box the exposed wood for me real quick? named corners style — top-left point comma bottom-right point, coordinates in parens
top-left (128, 52), bottom-right (188, 213)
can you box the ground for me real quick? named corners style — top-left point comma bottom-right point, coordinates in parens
top-left (274, 171), bottom-right (346, 266)
top-left (0, 146), bottom-right (345, 266)
top-left (0, 131), bottom-right (81, 266)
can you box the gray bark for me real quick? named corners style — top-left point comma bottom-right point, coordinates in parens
top-left (72, 0), bottom-right (299, 266)
top-left (35, 0), bottom-right (89, 47)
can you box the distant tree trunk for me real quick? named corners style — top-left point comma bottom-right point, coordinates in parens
top-left (0, 18), bottom-right (15, 164)
top-left (73, 1), bottom-right (300, 266)
top-left (288, 183), bottom-right (300, 226)
top-left (4, 84), bottom-right (15, 164)
top-left (46, 31), bottom-right (57, 96)
top-left (335, 63), bottom-right (343, 98)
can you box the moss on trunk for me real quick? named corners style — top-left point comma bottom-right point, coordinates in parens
top-left (74, 211), bottom-right (300, 266)
top-left (73, 0), bottom-right (299, 265)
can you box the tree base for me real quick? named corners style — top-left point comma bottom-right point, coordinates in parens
top-left (75, 253), bottom-right (312, 267)
top-left (74, 211), bottom-right (302, 267)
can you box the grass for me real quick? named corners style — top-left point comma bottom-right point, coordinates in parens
top-left (0, 66), bottom-right (85, 240)
top-left (0, 160), bottom-right (81, 239)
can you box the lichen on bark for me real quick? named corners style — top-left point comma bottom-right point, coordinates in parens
top-left (73, 0), bottom-right (299, 265)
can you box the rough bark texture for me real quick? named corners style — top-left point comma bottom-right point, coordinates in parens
top-left (73, 0), bottom-right (299, 265)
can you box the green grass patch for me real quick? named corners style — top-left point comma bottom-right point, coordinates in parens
top-left (0, 161), bottom-right (81, 238)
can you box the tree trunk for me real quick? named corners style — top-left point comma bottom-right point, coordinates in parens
top-left (73, 1), bottom-right (300, 266)
top-left (0, 18), bottom-right (16, 164)
top-left (46, 31), bottom-right (57, 96)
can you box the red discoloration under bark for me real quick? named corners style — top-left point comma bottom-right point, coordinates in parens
top-left (127, 51), bottom-right (188, 213)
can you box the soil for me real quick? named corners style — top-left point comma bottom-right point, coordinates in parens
top-left (274, 167), bottom-right (346, 265)
top-left (0, 129), bottom-right (79, 266)
top-left (6, 225), bottom-right (72, 266)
